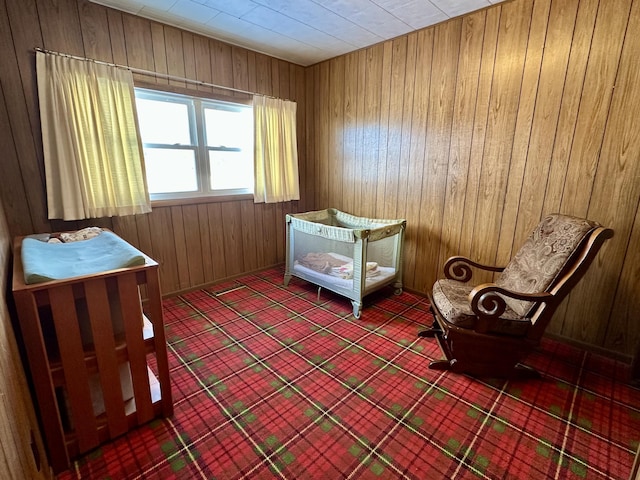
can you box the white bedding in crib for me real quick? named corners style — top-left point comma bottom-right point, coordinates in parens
top-left (292, 252), bottom-right (396, 292)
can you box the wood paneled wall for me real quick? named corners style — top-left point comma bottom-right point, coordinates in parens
top-left (0, 0), bottom-right (307, 295)
top-left (1, 0), bottom-right (639, 358)
top-left (0, 196), bottom-right (51, 478)
top-left (305, 0), bottom-right (640, 357)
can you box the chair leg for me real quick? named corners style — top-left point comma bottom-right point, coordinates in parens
top-left (418, 327), bottom-right (440, 338)
top-left (429, 359), bottom-right (456, 371)
top-left (419, 316), bottom-right (443, 338)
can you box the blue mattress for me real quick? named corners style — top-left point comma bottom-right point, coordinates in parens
top-left (21, 231), bottom-right (146, 284)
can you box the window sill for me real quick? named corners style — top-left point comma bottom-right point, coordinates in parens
top-left (150, 193), bottom-right (254, 208)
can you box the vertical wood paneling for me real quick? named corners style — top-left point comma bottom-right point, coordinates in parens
top-left (2, 0), bottom-right (640, 360)
top-left (560, 0), bottom-right (632, 218)
top-left (512, 0), bottom-right (579, 250)
top-left (376, 37), bottom-right (396, 218)
top-left (206, 203), bottom-right (227, 281)
top-left (394, 33), bottom-right (417, 221)
top-left (0, 1), bottom-right (47, 234)
top-left (564, 0), bottom-right (640, 350)
top-left (306, 0), bottom-right (640, 359)
top-left (0, 0), bottom-right (304, 297)
top-left (437, 12), bottom-right (485, 270)
top-left (413, 19), bottom-right (460, 293)
top-left (361, 44), bottom-right (384, 218)
top-left (341, 52), bottom-right (358, 216)
top-left (329, 56), bottom-right (345, 211)
top-left (379, 37), bottom-right (407, 220)
top-left (0, 197), bottom-right (49, 478)
top-left (317, 62), bottom-right (330, 209)
top-left (458, 7), bottom-right (500, 257)
top-left (403, 28), bottom-right (433, 287)
top-left (469, 0), bottom-right (532, 272)
top-left (495, 0), bottom-right (550, 266)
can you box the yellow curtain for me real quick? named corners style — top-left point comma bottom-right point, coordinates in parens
top-left (253, 95), bottom-right (300, 203)
top-left (36, 52), bottom-right (150, 220)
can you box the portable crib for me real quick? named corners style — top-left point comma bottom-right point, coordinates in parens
top-left (284, 209), bottom-right (406, 318)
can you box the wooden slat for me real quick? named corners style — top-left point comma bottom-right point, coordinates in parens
top-left (150, 22), bottom-right (169, 86)
top-left (194, 35), bottom-right (213, 95)
top-left (107, 9), bottom-right (127, 64)
top-left (458, 7), bottom-right (500, 259)
top-left (468, 0), bottom-right (533, 274)
top-left (240, 200), bottom-right (258, 272)
top-left (122, 14), bottom-right (154, 83)
top-left (211, 40), bottom-right (234, 96)
top-left (221, 201), bottom-right (244, 276)
top-left (49, 285), bottom-right (100, 452)
top-left (147, 207), bottom-right (179, 294)
top-left (380, 37), bottom-right (407, 220)
top-left (117, 274), bottom-right (153, 423)
top-left (402, 28), bottom-right (434, 286)
top-left (559, 0), bottom-right (632, 218)
top-left (511, 0), bottom-right (580, 251)
top-left (165, 26), bottom-right (185, 88)
top-left (12, 290), bottom-right (63, 472)
top-left (5, 0), bottom-right (47, 221)
top-left (84, 278), bottom-right (128, 438)
top-left (564, 0), bottom-right (640, 348)
top-left (259, 203), bottom-right (278, 268)
top-left (394, 32), bottom-right (417, 221)
top-left (182, 205), bottom-right (205, 287)
top-left (360, 44), bottom-right (383, 218)
top-left (374, 40), bottom-right (394, 218)
top-left (182, 32), bottom-right (197, 92)
top-left (318, 61), bottom-right (330, 209)
top-left (413, 19), bottom-right (461, 293)
top-left (329, 56), bottom-right (345, 211)
top-left (207, 203), bottom-right (227, 281)
top-left (77, 1), bottom-right (112, 62)
top-left (0, 0), bottom-right (46, 234)
top-left (197, 203), bottom-right (215, 284)
top-left (494, 0), bottom-right (550, 266)
top-left (37, 0), bottom-right (83, 55)
top-left (170, 206), bottom-right (190, 290)
top-left (437, 12), bottom-right (485, 270)
top-left (342, 52), bottom-right (358, 216)
top-left (144, 267), bottom-right (173, 416)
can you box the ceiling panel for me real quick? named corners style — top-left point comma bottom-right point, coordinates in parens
top-left (88, 0), bottom-right (507, 66)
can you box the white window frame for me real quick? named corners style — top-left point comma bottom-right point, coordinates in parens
top-left (135, 87), bottom-right (253, 201)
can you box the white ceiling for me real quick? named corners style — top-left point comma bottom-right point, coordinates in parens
top-left (89, 0), bottom-right (507, 66)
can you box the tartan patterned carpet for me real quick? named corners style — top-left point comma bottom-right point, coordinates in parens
top-left (58, 266), bottom-right (640, 480)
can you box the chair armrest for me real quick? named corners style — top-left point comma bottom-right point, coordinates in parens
top-left (469, 283), bottom-right (554, 333)
top-left (444, 256), bottom-right (505, 283)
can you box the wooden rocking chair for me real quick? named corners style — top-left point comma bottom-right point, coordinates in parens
top-left (420, 213), bottom-right (613, 378)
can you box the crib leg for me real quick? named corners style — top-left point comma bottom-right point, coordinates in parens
top-left (351, 301), bottom-right (362, 319)
top-left (283, 273), bottom-right (292, 287)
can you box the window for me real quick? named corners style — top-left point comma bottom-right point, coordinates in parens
top-left (135, 88), bottom-right (254, 200)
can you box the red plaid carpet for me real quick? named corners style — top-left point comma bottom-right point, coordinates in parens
top-left (59, 266), bottom-right (640, 479)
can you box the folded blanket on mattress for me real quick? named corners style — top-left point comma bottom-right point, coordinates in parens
top-left (296, 252), bottom-right (349, 274)
top-left (21, 230), bottom-right (146, 284)
top-left (330, 262), bottom-right (379, 280)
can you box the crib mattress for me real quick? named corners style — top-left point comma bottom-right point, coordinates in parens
top-left (292, 262), bottom-right (396, 293)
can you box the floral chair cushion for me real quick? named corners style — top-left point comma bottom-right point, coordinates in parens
top-left (432, 278), bottom-right (530, 336)
top-left (495, 214), bottom-right (599, 317)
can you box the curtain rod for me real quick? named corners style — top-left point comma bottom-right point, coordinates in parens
top-left (34, 47), bottom-right (281, 99)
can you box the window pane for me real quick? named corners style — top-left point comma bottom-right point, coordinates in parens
top-left (204, 107), bottom-right (252, 148)
top-left (143, 148), bottom-right (198, 193)
top-left (209, 150), bottom-right (253, 190)
top-left (136, 98), bottom-right (192, 145)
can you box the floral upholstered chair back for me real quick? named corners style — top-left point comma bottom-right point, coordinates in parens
top-left (495, 214), bottom-right (600, 318)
